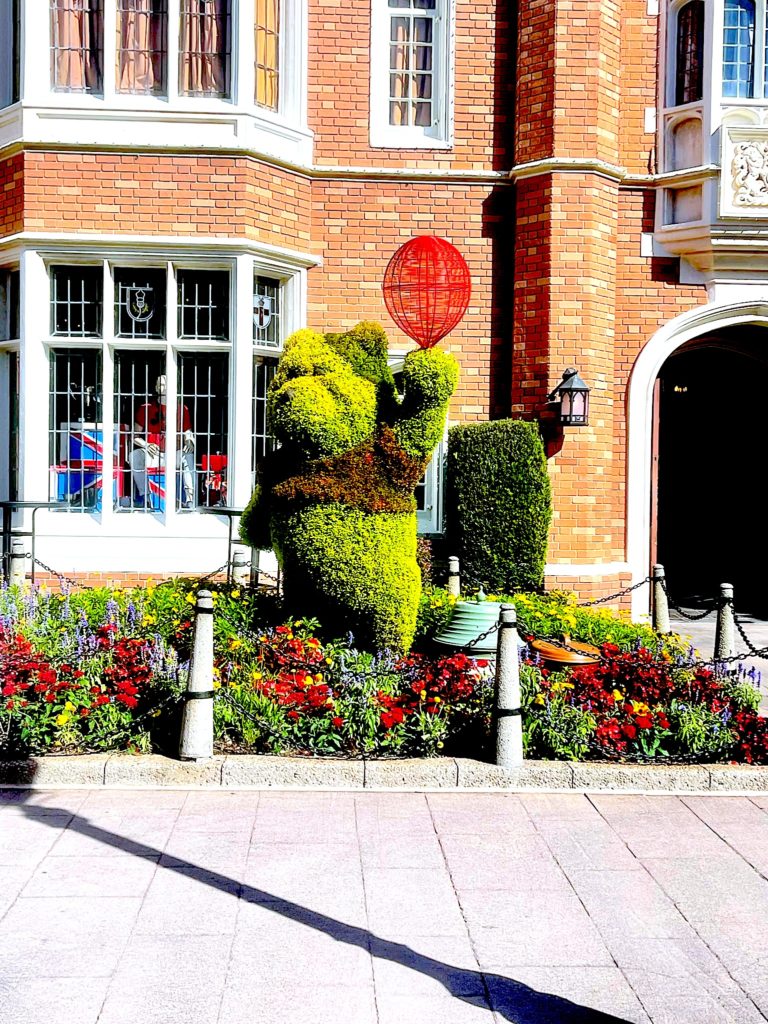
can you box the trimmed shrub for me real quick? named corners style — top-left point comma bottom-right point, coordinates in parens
top-left (241, 322), bottom-right (458, 653)
top-left (446, 419), bottom-right (551, 592)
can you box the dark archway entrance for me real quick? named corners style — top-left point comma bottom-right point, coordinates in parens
top-left (655, 329), bottom-right (768, 613)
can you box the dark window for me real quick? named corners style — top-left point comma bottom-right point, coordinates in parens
top-left (0, 0), bottom-right (20, 108)
top-left (253, 275), bottom-right (281, 348)
top-left (0, 270), bottom-right (20, 342)
top-left (116, 0), bottom-right (167, 95)
top-left (252, 356), bottom-right (277, 486)
top-left (179, 0), bottom-right (231, 97)
top-left (177, 269), bottom-right (230, 341)
top-left (115, 267), bottom-right (167, 339)
top-left (51, 266), bottom-right (103, 337)
top-left (114, 351), bottom-right (166, 513)
top-left (178, 352), bottom-right (229, 509)
top-left (676, 0), bottom-right (705, 105)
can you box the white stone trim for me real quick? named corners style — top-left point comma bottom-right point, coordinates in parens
top-left (545, 563), bottom-right (631, 579)
top-left (627, 297), bottom-right (768, 618)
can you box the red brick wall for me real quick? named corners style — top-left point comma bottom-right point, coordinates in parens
top-left (0, 153), bottom-right (23, 237)
top-left (22, 152), bottom-right (313, 249)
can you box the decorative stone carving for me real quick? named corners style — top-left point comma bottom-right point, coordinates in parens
top-left (733, 141), bottom-right (768, 206)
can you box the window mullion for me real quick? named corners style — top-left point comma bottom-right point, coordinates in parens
top-left (102, 0), bottom-right (116, 102)
top-left (101, 261), bottom-right (115, 522)
top-left (167, 0), bottom-right (181, 103)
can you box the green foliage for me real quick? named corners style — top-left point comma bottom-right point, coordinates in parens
top-left (521, 664), bottom-right (596, 761)
top-left (276, 503), bottom-right (422, 652)
top-left (446, 419), bottom-right (552, 592)
top-left (243, 323), bottom-right (458, 653)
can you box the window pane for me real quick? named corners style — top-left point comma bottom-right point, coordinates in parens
top-left (253, 275), bottom-right (281, 348)
top-left (1, 351), bottom-right (20, 502)
top-left (722, 0), bottom-right (755, 99)
top-left (178, 353), bottom-right (229, 510)
top-left (0, 0), bottom-right (19, 108)
top-left (388, 9), bottom-right (435, 127)
top-left (252, 356), bottom-right (277, 487)
top-left (179, 0), bottom-right (231, 97)
top-left (177, 269), bottom-right (230, 341)
top-left (115, 267), bottom-right (167, 339)
top-left (50, 0), bottom-right (103, 93)
top-left (255, 0), bottom-right (280, 110)
top-left (115, 351), bottom-right (166, 512)
top-left (0, 269), bottom-right (19, 342)
top-left (51, 266), bottom-right (103, 337)
top-left (675, 0), bottom-right (704, 104)
top-left (117, 0), bottom-right (167, 95)
top-left (49, 349), bottom-right (104, 512)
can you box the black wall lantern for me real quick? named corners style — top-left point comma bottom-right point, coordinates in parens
top-left (548, 368), bottom-right (590, 427)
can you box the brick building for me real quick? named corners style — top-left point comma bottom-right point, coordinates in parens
top-left (0, 2), bottom-right (760, 614)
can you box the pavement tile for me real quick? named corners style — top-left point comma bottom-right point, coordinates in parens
top-left (565, 869), bottom-right (691, 939)
top-left (0, 864), bottom-right (36, 921)
top-left (160, 829), bottom-right (251, 872)
top-left (683, 795), bottom-right (768, 874)
top-left (427, 793), bottom-right (536, 835)
top-left (81, 789), bottom-right (187, 811)
top-left (21, 852), bottom-right (158, 898)
top-left (0, 897), bottom-right (141, 978)
top-left (363, 866), bottom-right (467, 938)
top-left (0, 789), bottom-right (91, 814)
top-left (0, 817), bottom-right (69, 866)
top-left (485, 966), bottom-right (651, 1024)
top-left (133, 864), bottom-right (242, 936)
top-left (438, 833), bottom-right (570, 893)
top-left (227, 924), bottom-right (374, 985)
top-left (533, 818), bottom-right (643, 873)
top-left (218, 981), bottom-right (378, 1024)
top-left (519, 793), bottom-right (598, 820)
top-left (376, 992), bottom-right (495, 1023)
top-left (0, 975), bottom-right (110, 1024)
top-left (47, 813), bottom-right (176, 858)
top-left (97, 935), bottom-right (232, 1024)
top-left (358, 833), bottom-right (446, 869)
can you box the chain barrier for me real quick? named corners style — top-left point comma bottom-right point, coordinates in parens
top-left (576, 576), bottom-right (652, 607)
top-left (730, 604), bottom-right (763, 657)
top-left (658, 577), bottom-right (718, 620)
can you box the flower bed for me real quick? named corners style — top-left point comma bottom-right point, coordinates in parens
top-left (1, 580), bottom-right (766, 764)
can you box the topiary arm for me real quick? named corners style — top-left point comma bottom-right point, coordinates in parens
top-left (239, 478), bottom-right (273, 551)
top-left (392, 347), bottom-right (459, 463)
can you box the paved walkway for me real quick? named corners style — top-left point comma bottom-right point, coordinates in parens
top-left (3, 790), bottom-right (768, 1023)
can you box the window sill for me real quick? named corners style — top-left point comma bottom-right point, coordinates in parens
top-left (369, 128), bottom-right (452, 151)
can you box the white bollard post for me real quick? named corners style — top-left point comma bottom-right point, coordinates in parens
top-left (495, 603), bottom-right (524, 768)
top-left (714, 583), bottom-right (735, 661)
top-left (9, 540), bottom-right (27, 587)
top-left (447, 556), bottom-right (461, 598)
top-left (652, 564), bottom-right (670, 634)
top-left (179, 590), bottom-right (215, 761)
top-left (231, 547), bottom-right (250, 587)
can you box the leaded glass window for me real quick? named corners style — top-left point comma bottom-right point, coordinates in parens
top-left (723, 0), bottom-right (756, 98)
top-left (51, 266), bottom-right (103, 338)
top-left (388, 0), bottom-right (436, 128)
top-left (676, 0), bottom-right (705, 104)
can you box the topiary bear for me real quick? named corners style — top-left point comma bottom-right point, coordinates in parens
top-left (240, 321), bottom-right (458, 653)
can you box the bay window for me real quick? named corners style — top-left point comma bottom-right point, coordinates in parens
top-left (676, 0), bottom-right (705, 104)
top-left (255, 0), bottom-right (280, 110)
top-left (179, 0), bottom-right (231, 97)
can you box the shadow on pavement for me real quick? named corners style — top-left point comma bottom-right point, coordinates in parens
top-left (1, 791), bottom-right (637, 1024)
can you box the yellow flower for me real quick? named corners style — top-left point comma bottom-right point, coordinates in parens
top-left (142, 614), bottom-right (156, 626)
top-left (314, 673), bottom-right (323, 682)
top-left (420, 689), bottom-right (427, 700)
top-left (231, 590), bottom-right (241, 599)
top-left (64, 700), bottom-right (76, 712)
top-left (213, 680), bottom-right (221, 690)
top-left (55, 712), bottom-right (71, 726)
top-left (612, 689), bottom-right (624, 702)
top-left (252, 671), bottom-right (263, 681)
top-left (185, 593), bottom-right (196, 605)
top-left (229, 638), bottom-right (243, 650)
top-left (437, 742), bottom-right (444, 749)
top-left (534, 694), bottom-right (546, 705)
top-left (434, 696), bottom-right (441, 704)
top-left (325, 657), bottom-right (333, 665)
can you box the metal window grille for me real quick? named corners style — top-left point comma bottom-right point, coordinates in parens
top-left (252, 356), bottom-right (277, 487)
top-left (388, 0), bottom-right (436, 128)
top-left (50, 0), bottom-right (104, 94)
top-left (177, 353), bottom-right (229, 510)
top-left (723, 0), bottom-right (756, 98)
top-left (179, 0), bottom-right (231, 97)
top-left (114, 351), bottom-right (166, 513)
top-left (255, 0), bottom-right (280, 110)
top-left (177, 269), bottom-right (230, 341)
top-left (0, 0), bottom-right (20, 107)
top-left (115, 268), bottom-right (167, 339)
top-left (51, 266), bottom-right (103, 338)
top-left (675, 0), bottom-right (704, 105)
top-left (116, 0), bottom-right (167, 95)
top-left (253, 275), bottom-right (281, 348)
top-left (0, 269), bottom-right (19, 342)
top-left (49, 349), bottom-right (104, 513)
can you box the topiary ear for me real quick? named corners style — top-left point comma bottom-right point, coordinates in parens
top-left (325, 321), bottom-right (397, 418)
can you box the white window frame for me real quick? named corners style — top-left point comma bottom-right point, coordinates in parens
top-left (0, 0), bottom-right (20, 109)
top-left (369, 0), bottom-right (454, 149)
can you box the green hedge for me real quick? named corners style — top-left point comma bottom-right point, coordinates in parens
top-left (446, 419), bottom-right (552, 592)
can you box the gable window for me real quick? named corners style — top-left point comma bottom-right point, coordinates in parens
top-left (179, 0), bottom-right (231, 97)
top-left (676, 0), bottom-right (705, 104)
top-left (255, 0), bottom-right (280, 110)
top-left (0, 0), bottom-right (20, 108)
top-left (370, 0), bottom-right (451, 148)
top-left (117, 0), bottom-right (167, 95)
top-left (51, 0), bottom-right (104, 94)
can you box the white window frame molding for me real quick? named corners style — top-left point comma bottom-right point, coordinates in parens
top-left (369, 0), bottom-right (454, 150)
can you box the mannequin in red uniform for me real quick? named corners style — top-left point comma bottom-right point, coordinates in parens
top-left (129, 375), bottom-right (195, 507)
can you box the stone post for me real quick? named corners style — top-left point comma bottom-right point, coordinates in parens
top-left (714, 583), bottom-right (735, 661)
top-left (447, 556), bottom-right (461, 598)
top-left (9, 539), bottom-right (26, 587)
top-left (652, 564), bottom-right (670, 634)
top-left (231, 548), bottom-right (250, 587)
top-left (179, 590), bottom-right (215, 761)
top-left (495, 603), bottom-right (524, 768)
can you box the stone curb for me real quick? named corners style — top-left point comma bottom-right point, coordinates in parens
top-left (2, 754), bottom-right (768, 792)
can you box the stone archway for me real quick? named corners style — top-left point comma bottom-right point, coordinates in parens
top-left (627, 301), bottom-right (768, 619)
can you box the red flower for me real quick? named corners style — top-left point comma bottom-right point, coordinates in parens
top-left (332, 716), bottom-right (344, 728)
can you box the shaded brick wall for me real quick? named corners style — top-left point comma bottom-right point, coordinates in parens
top-left (0, 153), bottom-right (23, 237)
